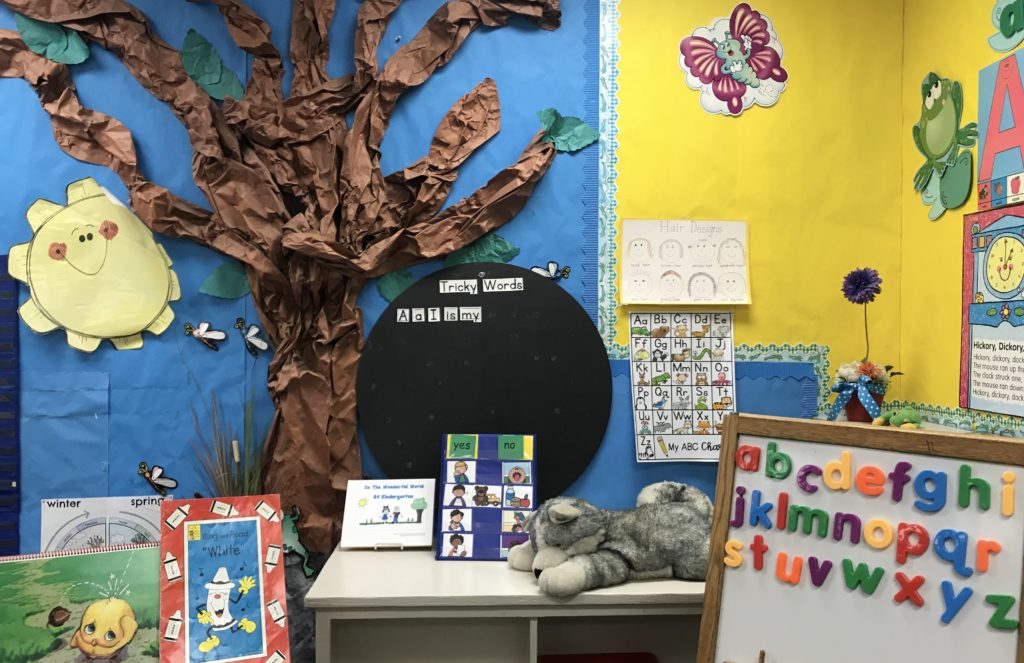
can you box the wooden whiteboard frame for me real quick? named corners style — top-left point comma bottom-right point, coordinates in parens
top-left (697, 414), bottom-right (1024, 663)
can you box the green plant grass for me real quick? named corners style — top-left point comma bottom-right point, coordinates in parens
top-left (193, 384), bottom-right (267, 497)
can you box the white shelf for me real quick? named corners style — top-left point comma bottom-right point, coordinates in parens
top-left (308, 549), bottom-right (706, 663)
top-left (308, 548), bottom-right (705, 608)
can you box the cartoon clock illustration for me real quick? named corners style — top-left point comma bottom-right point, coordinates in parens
top-left (986, 233), bottom-right (1024, 298)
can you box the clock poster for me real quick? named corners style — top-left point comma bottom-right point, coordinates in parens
top-left (961, 203), bottom-right (1024, 415)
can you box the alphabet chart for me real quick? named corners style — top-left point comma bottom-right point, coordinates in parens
top-left (629, 312), bottom-right (735, 462)
top-left (436, 434), bottom-right (536, 561)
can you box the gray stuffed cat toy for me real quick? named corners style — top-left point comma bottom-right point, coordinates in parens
top-left (507, 481), bottom-right (712, 597)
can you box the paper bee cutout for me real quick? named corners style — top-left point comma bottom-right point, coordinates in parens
top-left (531, 261), bottom-right (571, 281)
top-left (234, 318), bottom-right (269, 357)
top-left (184, 321), bottom-right (226, 351)
top-left (138, 462), bottom-right (178, 497)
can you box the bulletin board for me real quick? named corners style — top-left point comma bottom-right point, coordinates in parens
top-left (699, 415), bottom-right (1024, 663)
top-left (0, 0), bottom-right (603, 552)
top-left (0, 0), bottom-right (836, 556)
top-left (1, 0), bottom-right (272, 554)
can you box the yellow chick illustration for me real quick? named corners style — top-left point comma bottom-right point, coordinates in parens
top-left (69, 597), bottom-right (138, 660)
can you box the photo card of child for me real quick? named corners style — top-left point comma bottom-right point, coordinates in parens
top-left (436, 434), bottom-right (536, 561)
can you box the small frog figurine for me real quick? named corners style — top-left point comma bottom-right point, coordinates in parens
top-left (872, 407), bottom-right (922, 430)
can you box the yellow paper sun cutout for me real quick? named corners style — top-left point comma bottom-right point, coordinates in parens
top-left (8, 178), bottom-right (180, 352)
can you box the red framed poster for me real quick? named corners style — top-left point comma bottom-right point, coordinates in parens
top-left (961, 203), bottom-right (1024, 416)
top-left (159, 495), bottom-right (290, 663)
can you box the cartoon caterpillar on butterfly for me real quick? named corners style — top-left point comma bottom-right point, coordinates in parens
top-left (714, 33), bottom-right (759, 87)
top-left (679, 3), bottom-right (788, 116)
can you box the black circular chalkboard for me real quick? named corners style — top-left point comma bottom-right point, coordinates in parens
top-left (357, 262), bottom-right (612, 501)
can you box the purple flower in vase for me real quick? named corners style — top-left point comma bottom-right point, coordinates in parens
top-left (842, 268), bottom-right (882, 305)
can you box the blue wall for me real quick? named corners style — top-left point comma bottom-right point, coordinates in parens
top-left (0, 1), bottom-right (813, 554)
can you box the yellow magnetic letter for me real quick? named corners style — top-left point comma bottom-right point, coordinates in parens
top-left (724, 539), bottom-right (745, 568)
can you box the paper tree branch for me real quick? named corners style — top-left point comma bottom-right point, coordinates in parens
top-left (283, 131), bottom-right (557, 275)
top-left (198, 0), bottom-right (284, 109)
top-left (354, 0), bottom-right (401, 88)
top-left (0, 31), bottom-right (214, 243)
top-left (289, 0), bottom-right (335, 97)
top-left (5, 0), bottom-right (230, 157)
top-left (385, 77), bottom-right (503, 224)
top-left (0, 0), bottom-right (562, 553)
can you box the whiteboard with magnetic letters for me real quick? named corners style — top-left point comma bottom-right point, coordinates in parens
top-left (699, 416), bottom-right (1024, 663)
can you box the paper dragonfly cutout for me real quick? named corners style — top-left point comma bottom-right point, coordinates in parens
top-left (531, 261), bottom-right (571, 281)
top-left (184, 321), bottom-right (226, 351)
top-left (234, 318), bottom-right (269, 357)
top-left (138, 462), bottom-right (178, 497)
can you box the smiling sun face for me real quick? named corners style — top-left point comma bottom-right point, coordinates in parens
top-left (49, 219), bottom-right (119, 276)
top-left (8, 178), bottom-right (181, 352)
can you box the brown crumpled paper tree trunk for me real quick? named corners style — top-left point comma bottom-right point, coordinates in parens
top-left (0, 0), bottom-right (561, 552)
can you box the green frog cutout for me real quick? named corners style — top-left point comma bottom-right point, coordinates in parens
top-left (282, 506), bottom-right (315, 578)
top-left (912, 73), bottom-right (978, 221)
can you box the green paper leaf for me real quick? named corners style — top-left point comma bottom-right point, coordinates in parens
top-left (200, 260), bottom-right (250, 299)
top-left (16, 14), bottom-right (89, 65)
top-left (537, 108), bottom-right (560, 131)
top-left (376, 270), bottom-right (415, 302)
top-left (182, 29), bottom-right (245, 101)
top-left (444, 233), bottom-right (520, 266)
top-left (537, 107), bottom-right (598, 153)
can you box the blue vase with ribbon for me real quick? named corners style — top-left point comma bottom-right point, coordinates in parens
top-left (827, 375), bottom-right (886, 422)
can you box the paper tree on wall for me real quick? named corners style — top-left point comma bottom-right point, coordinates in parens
top-left (0, 0), bottom-right (563, 552)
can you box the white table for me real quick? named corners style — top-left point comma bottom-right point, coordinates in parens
top-left (306, 549), bottom-right (705, 663)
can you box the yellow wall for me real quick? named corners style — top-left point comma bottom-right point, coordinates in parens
top-left (900, 1), bottom-right (996, 408)
top-left (615, 0), bottom-right (905, 392)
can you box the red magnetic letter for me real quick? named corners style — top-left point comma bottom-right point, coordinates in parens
top-left (894, 572), bottom-right (925, 608)
top-left (751, 534), bottom-right (768, 571)
top-left (736, 445), bottom-right (762, 472)
top-left (895, 522), bottom-right (929, 565)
